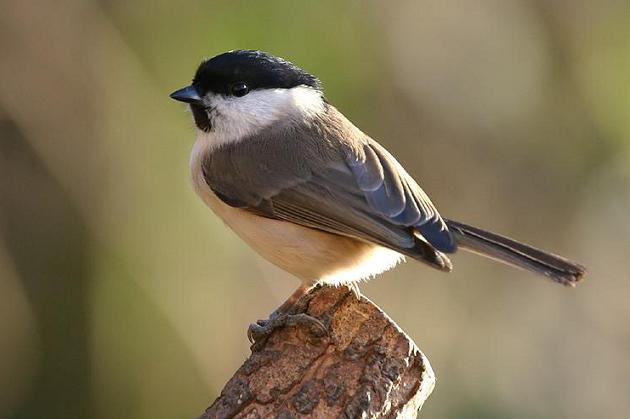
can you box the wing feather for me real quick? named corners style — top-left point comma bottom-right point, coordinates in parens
top-left (202, 106), bottom-right (456, 258)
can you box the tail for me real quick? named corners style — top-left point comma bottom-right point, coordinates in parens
top-left (445, 219), bottom-right (586, 287)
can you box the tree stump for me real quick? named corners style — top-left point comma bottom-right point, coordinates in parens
top-left (199, 285), bottom-right (435, 418)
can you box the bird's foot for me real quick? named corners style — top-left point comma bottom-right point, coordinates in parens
top-left (247, 312), bottom-right (327, 351)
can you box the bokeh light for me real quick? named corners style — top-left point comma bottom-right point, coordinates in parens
top-left (1, 1), bottom-right (628, 418)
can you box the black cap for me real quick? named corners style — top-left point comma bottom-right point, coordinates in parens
top-left (191, 50), bottom-right (320, 96)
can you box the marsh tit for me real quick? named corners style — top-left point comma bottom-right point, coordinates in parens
top-left (170, 50), bottom-right (585, 341)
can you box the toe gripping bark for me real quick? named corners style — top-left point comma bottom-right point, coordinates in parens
top-left (199, 285), bottom-right (435, 419)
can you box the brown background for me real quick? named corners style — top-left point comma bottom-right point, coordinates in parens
top-left (1, 1), bottom-right (628, 418)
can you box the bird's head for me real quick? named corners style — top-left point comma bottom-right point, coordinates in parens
top-left (170, 50), bottom-right (324, 144)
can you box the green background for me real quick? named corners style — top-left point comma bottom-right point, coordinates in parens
top-left (1, 1), bottom-right (629, 418)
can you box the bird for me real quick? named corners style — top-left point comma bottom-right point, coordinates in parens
top-left (170, 50), bottom-right (585, 342)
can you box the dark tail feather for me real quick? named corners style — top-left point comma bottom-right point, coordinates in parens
top-left (445, 219), bottom-right (586, 287)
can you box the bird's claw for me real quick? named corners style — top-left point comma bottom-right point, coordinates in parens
top-left (247, 312), bottom-right (328, 350)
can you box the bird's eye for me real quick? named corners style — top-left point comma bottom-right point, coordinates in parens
top-left (231, 82), bottom-right (249, 97)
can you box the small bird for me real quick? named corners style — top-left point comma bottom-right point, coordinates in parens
top-left (170, 50), bottom-right (585, 341)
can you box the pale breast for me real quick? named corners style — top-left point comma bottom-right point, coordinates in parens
top-left (189, 138), bottom-right (404, 285)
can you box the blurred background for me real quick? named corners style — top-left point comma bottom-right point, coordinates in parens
top-left (1, 1), bottom-right (629, 418)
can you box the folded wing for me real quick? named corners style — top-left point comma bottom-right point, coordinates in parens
top-left (202, 108), bottom-right (456, 270)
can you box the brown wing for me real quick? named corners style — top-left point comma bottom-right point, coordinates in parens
top-left (202, 106), bottom-right (455, 268)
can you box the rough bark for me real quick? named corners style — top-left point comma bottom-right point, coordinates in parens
top-left (199, 285), bottom-right (435, 419)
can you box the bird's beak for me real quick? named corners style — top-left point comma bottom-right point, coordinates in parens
top-left (169, 85), bottom-right (203, 105)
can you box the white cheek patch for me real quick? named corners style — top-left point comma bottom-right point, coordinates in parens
top-left (195, 85), bottom-right (325, 149)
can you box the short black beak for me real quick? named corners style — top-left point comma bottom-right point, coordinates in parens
top-left (169, 85), bottom-right (202, 105)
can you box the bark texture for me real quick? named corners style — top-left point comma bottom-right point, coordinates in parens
top-left (198, 285), bottom-right (435, 418)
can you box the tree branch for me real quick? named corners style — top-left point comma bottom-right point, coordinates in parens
top-left (199, 285), bottom-right (435, 418)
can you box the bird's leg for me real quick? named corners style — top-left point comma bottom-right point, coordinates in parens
top-left (348, 282), bottom-right (362, 300)
top-left (247, 284), bottom-right (327, 349)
